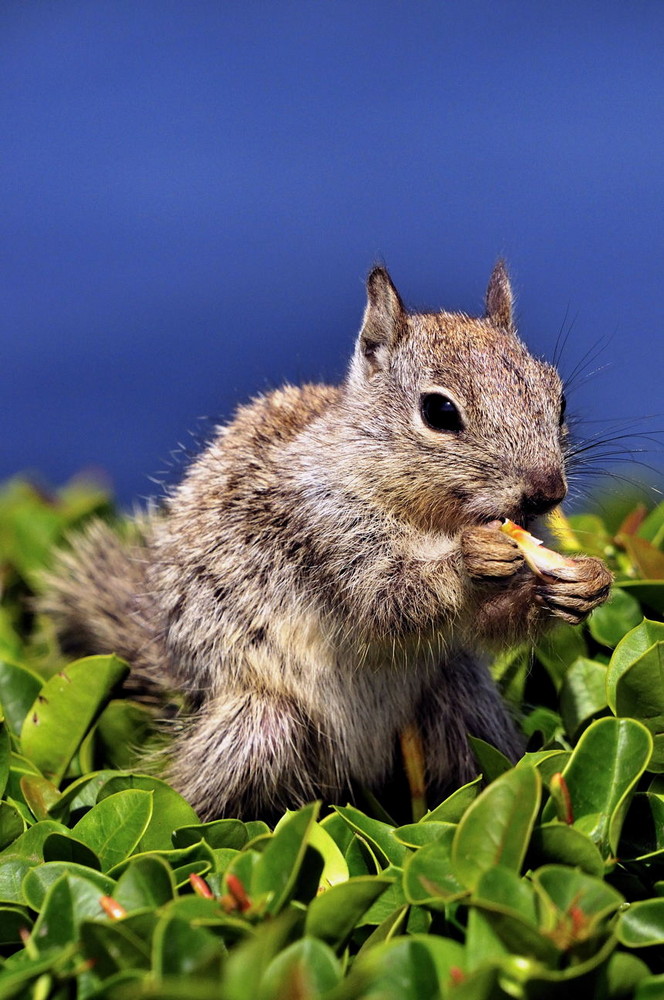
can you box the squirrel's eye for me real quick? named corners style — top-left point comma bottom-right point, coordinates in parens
top-left (420, 393), bottom-right (463, 433)
top-left (559, 394), bottom-right (567, 426)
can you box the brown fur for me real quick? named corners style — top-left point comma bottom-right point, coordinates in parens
top-left (41, 263), bottom-right (612, 819)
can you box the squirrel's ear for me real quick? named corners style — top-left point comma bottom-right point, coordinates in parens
top-left (354, 267), bottom-right (406, 376)
top-left (485, 260), bottom-right (514, 332)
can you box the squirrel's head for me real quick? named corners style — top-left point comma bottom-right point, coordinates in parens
top-left (344, 262), bottom-right (568, 532)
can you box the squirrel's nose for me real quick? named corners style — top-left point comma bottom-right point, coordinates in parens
top-left (521, 469), bottom-right (567, 518)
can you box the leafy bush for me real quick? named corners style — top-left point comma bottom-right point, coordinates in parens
top-left (0, 477), bottom-right (663, 999)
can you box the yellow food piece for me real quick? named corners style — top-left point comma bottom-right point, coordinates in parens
top-left (500, 518), bottom-right (574, 578)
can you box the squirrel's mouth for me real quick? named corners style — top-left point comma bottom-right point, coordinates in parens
top-left (478, 509), bottom-right (540, 532)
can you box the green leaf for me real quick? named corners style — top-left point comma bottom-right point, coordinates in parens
top-left (588, 587), bottom-right (643, 648)
top-left (307, 821), bottom-right (349, 890)
top-left (220, 910), bottom-right (304, 1000)
top-left (604, 953), bottom-right (652, 998)
top-left (534, 864), bottom-right (624, 927)
top-left (46, 768), bottom-right (121, 819)
top-left (20, 655), bottom-right (129, 784)
top-left (559, 657), bottom-right (608, 739)
top-left (304, 875), bottom-right (392, 948)
top-left (468, 736), bottom-right (511, 782)
top-left (107, 840), bottom-right (215, 881)
top-left (0, 905), bottom-right (32, 944)
top-left (72, 789), bottom-right (154, 871)
top-left (19, 775), bottom-right (61, 821)
top-left (403, 833), bottom-right (467, 908)
top-left (22, 861), bottom-right (114, 911)
top-left (251, 803), bottom-right (320, 914)
top-left (114, 855), bottom-right (175, 912)
top-left (452, 766), bottom-right (541, 889)
top-left (95, 699), bottom-right (155, 769)
top-left (638, 502), bottom-right (664, 545)
top-left (635, 975), bottom-right (664, 999)
top-left (0, 722), bottom-right (10, 801)
top-left (619, 580), bottom-right (664, 614)
top-left (29, 873), bottom-right (113, 953)
top-left (0, 660), bottom-right (42, 736)
top-left (172, 818), bottom-right (248, 851)
top-left (542, 716), bottom-right (653, 856)
top-left (80, 919), bottom-right (151, 977)
top-left (606, 619), bottom-right (664, 713)
top-left (536, 623), bottom-right (588, 689)
top-left (352, 935), bottom-right (465, 1000)
top-left (152, 914), bottom-right (223, 980)
top-left (619, 792), bottom-right (664, 861)
top-left (98, 774), bottom-right (199, 852)
top-left (42, 831), bottom-right (101, 868)
top-left (608, 634), bottom-right (664, 768)
top-left (0, 819), bottom-right (69, 864)
top-left (527, 822), bottom-right (605, 877)
top-left (259, 938), bottom-right (342, 999)
top-left (469, 866), bottom-right (559, 965)
top-left (0, 803), bottom-right (25, 851)
top-left (395, 821), bottom-right (456, 848)
top-left (333, 804), bottom-right (409, 868)
top-left (616, 898), bottom-right (664, 947)
top-left (424, 775), bottom-right (482, 822)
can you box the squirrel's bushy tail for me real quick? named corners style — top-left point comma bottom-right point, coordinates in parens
top-left (39, 518), bottom-right (171, 698)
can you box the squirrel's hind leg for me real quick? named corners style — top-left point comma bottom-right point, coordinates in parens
top-left (417, 652), bottom-right (523, 804)
top-left (164, 688), bottom-right (345, 821)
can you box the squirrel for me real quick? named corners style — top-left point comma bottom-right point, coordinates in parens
top-left (41, 262), bottom-right (613, 820)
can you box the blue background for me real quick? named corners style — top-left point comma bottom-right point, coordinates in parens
top-left (2, 1), bottom-right (663, 508)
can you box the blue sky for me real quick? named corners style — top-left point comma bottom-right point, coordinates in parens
top-left (2, 1), bottom-right (663, 507)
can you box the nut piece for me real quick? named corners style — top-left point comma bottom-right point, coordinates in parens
top-left (500, 518), bottom-right (574, 579)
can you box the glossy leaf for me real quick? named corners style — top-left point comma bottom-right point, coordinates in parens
top-left (259, 937), bottom-right (342, 999)
top-left (29, 873), bottom-right (114, 953)
top-left (527, 822), bottom-right (605, 877)
top-left (424, 775), bottom-right (482, 822)
top-left (305, 875), bottom-right (392, 948)
top-left (403, 835), bottom-right (467, 908)
top-left (98, 773), bottom-right (199, 851)
top-left (606, 619), bottom-right (664, 713)
top-left (0, 904), bottom-right (32, 944)
top-left (80, 918), bottom-right (151, 977)
top-left (333, 804), bottom-right (409, 868)
top-left (588, 587), bottom-right (643, 648)
top-left (19, 774), bottom-right (61, 821)
top-left (541, 716), bottom-right (653, 856)
top-left (152, 914), bottom-right (223, 979)
top-left (559, 657), bottom-right (608, 738)
top-left (307, 820), bottom-right (349, 889)
top-left (394, 820), bottom-right (455, 848)
top-left (72, 789), bottom-right (153, 871)
top-left (172, 818), bottom-right (248, 851)
top-left (0, 659), bottom-right (43, 735)
top-left (0, 722), bottom-right (10, 801)
top-left (22, 861), bottom-right (115, 910)
top-left (617, 898), bottom-right (664, 947)
top-left (353, 934), bottom-right (465, 1000)
top-left (452, 766), bottom-right (541, 889)
top-left (21, 655), bottom-right (129, 784)
top-left (42, 831), bottom-right (101, 868)
top-left (114, 855), bottom-right (175, 911)
top-left (468, 736), bottom-right (511, 782)
top-left (251, 802), bottom-right (320, 914)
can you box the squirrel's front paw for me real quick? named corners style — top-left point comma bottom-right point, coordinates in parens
top-left (535, 556), bottom-right (613, 625)
top-left (460, 524), bottom-right (525, 580)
